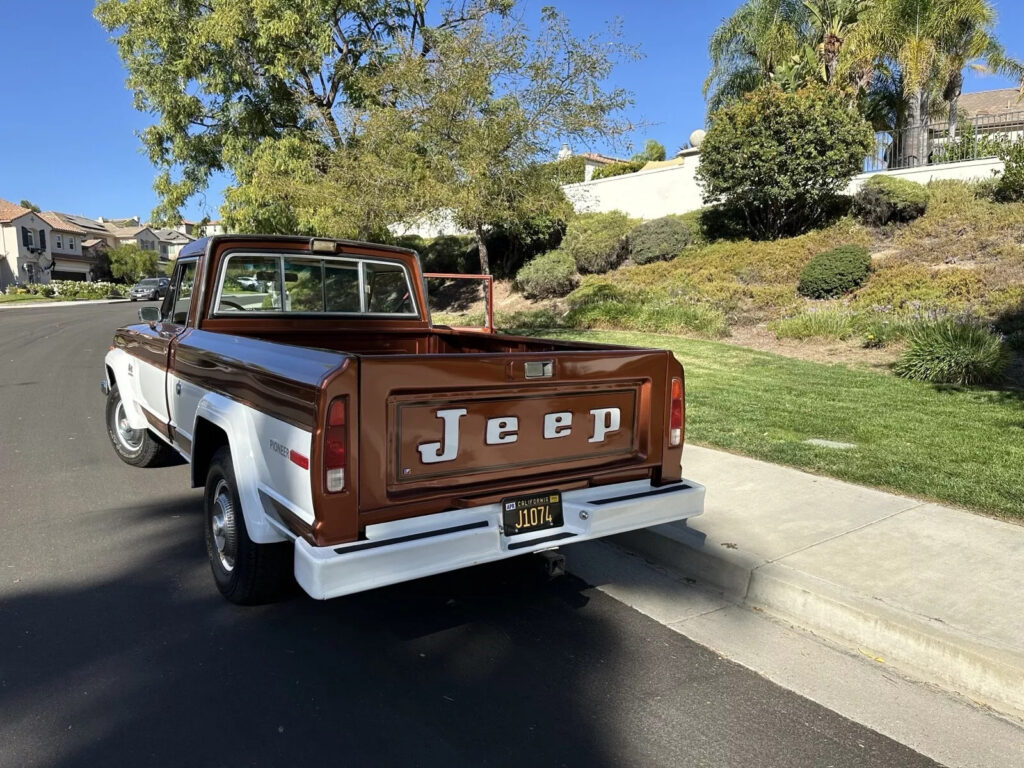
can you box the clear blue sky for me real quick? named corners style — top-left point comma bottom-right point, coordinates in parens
top-left (1, 0), bottom-right (1021, 223)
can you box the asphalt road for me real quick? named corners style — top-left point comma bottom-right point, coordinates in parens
top-left (0, 303), bottom-right (939, 768)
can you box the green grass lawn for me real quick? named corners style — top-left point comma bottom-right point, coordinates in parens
top-left (537, 329), bottom-right (1024, 520)
top-left (0, 293), bottom-right (58, 304)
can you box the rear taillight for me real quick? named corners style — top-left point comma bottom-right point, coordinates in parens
top-left (325, 397), bottom-right (347, 493)
top-left (669, 377), bottom-right (683, 447)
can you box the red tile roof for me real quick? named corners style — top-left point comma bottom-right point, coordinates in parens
top-left (0, 199), bottom-right (32, 224)
top-left (578, 152), bottom-right (629, 165)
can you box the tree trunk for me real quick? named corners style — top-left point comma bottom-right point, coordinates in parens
top-left (945, 72), bottom-right (963, 142)
top-left (905, 92), bottom-right (924, 168)
top-left (823, 34), bottom-right (841, 85)
top-left (475, 225), bottom-right (490, 275)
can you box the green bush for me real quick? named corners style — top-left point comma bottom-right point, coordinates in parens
top-left (797, 245), bottom-right (872, 299)
top-left (515, 250), bottom-right (578, 299)
top-left (591, 160), bottom-right (646, 180)
top-left (851, 175), bottom-right (930, 226)
top-left (894, 320), bottom-right (1009, 386)
top-left (990, 142), bottom-right (1024, 203)
top-left (561, 211), bottom-right (632, 274)
top-left (696, 87), bottom-right (874, 239)
top-left (1005, 329), bottom-right (1024, 351)
top-left (627, 217), bottom-right (694, 264)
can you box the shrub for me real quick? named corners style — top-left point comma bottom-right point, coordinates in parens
top-left (894, 320), bottom-right (1009, 386)
top-left (770, 309), bottom-right (857, 340)
top-left (1006, 329), bottom-right (1024, 351)
top-left (561, 211), bottom-right (632, 273)
top-left (851, 175), bottom-right (930, 226)
top-left (990, 142), bottom-right (1024, 203)
top-left (591, 159), bottom-right (646, 180)
top-left (515, 250), bottom-right (578, 299)
top-left (797, 245), bottom-right (872, 299)
top-left (627, 217), bottom-right (694, 264)
top-left (696, 87), bottom-right (874, 239)
top-left (51, 280), bottom-right (126, 300)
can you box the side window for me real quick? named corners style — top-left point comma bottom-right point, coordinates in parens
top-left (163, 261), bottom-right (198, 325)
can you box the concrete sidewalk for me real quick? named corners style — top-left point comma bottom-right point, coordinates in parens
top-left (615, 445), bottom-right (1024, 722)
top-left (0, 297), bottom-right (130, 310)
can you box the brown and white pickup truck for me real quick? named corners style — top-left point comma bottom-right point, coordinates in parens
top-left (102, 235), bottom-right (704, 603)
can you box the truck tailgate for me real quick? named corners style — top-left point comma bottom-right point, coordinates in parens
top-left (356, 349), bottom-right (680, 516)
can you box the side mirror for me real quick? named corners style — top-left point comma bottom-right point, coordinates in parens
top-left (139, 306), bottom-right (160, 323)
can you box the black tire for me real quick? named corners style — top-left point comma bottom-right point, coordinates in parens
top-left (105, 383), bottom-right (175, 467)
top-left (130, 297), bottom-right (136, 302)
top-left (204, 447), bottom-right (293, 605)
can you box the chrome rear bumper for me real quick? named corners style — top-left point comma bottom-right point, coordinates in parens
top-left (294, 479), bottom-right (705, 600)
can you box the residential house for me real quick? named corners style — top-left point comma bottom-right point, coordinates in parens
top-left (104, 224), bottom-right (164, 259)
top-left (55, 212), bottom-right (121, 249)
top-left (957, 88), bottom-right (1024, 128)
top-left (38, 212), bottom-right (94, 281)
top-left (201, 220), bottom-right (226, 237)
top-left (153, 227), bottom-right (194, 261)
top-left (0, 199), bottom-right (54, 290)
top-left (578, 152), bottom-right (629, 181)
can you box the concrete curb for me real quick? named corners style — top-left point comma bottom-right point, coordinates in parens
top-left (613, 524), bottom-right (1024, 723)
top-left (0, 298), bottom-right (131, 310)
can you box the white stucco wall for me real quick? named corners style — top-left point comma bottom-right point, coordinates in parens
top-left (563, 154), bottom-right (1006, 220)
top-left (845, 157), bottom-right (1004, 193)
top-left (562, 160), bottom-right (706, 219)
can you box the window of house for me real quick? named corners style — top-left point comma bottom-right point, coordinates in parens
top-left (55, 234), bottom-right (63, 250)
top-left (68, 237), bottom-right (75, 250)
top-left (22, 227), bottom-right (34, 248)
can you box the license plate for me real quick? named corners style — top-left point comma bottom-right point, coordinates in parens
top-left (501, 491), bottom-right (564, 537)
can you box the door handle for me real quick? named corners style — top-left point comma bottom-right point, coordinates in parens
top-left (175, 382), bottom-right (182, 396)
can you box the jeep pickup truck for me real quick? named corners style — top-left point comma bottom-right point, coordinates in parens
top-left (102, 235), bottom-right (705, 604)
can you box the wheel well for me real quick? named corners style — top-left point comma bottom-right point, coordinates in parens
top-left (191, 418), bottom-right (230, 488)
top-left (106, 364), bottom-right (116, 389)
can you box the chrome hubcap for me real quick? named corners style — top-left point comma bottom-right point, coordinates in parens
top-left (211, 479), bottom-right (237, 572)
top-left (114, 401), bottom-right (144, 452)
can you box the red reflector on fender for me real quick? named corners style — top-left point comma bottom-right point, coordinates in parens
top-left (289, 450), bottom-right (309, 470)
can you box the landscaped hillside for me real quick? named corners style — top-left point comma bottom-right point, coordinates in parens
top-left (430, 179), bottom-right (1024, 385)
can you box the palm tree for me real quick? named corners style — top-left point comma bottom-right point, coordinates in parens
top-left (704, 0), bottom-right (811, 112)
top-left (932, 0), bottom-right (1024, 138)
top-left (804, 0), bottom-right (874, 85)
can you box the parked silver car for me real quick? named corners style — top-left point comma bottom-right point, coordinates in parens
top-left (129, 277), bottom-right (170, 302)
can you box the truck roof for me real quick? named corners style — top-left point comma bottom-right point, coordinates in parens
top-left (177, 234), bottom-right (419, 261)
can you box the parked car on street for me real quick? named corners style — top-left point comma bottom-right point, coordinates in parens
top-left (129, 277), bottom-right (170, 301)
top-left (103, 235), bottom-right (704, 604)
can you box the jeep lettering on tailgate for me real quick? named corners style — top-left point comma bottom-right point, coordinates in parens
top-left (396, 390), bottom-right (638, 482)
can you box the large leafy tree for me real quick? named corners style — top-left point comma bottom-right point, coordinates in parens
top-left (234, 9), bottom-right (635, 273)
top-left (94, 0), bottom-right (512, 224)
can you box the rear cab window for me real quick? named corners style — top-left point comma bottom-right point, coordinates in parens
top-left (215, 253), bottom-right (417, 317)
